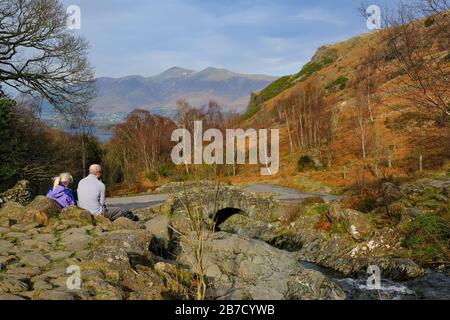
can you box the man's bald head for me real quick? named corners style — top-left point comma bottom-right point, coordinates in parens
top-left (89, 164), bottom-right (102, 177)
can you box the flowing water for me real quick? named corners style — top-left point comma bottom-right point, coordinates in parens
top-left (300, 261), bottom-right (450, 300)
top-left (111, 185), bottom-right (449, 300)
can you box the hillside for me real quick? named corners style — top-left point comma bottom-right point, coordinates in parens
top-left (236, 13), bottom-right (450, 191)
top-left (93, 67), bottom-right (277, 115)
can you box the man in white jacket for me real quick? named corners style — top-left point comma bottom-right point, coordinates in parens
top-left (77, 164), bottom-right (137, 221)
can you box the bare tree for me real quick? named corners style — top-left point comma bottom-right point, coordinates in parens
top-left (380, 1), bottom-right (450, 125)
top-left (0, 0), bottom-right (95, 112)
top-left (62, 104), bottom-right (93, 176)
top-left (110, 109), bottom-right (176, 190)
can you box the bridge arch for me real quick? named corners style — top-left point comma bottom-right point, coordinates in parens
top-left (161, 185), bottom-right (283, 223)
top-left (212, 207), bottom-right (246, 230)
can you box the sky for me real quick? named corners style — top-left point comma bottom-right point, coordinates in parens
top-left (61, 0), bottom-right (394, 78)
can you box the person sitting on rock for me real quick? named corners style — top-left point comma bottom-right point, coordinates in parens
top-left (46, 172), bottom-right (76, 208)
top-left (77, 164), bottom-right (138, 221)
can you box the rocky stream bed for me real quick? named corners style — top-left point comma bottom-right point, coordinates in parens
top-left (0, 180), bottom-right (448, 300)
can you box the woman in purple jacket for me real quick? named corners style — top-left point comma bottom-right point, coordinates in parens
top-left (46, 173), bottom-right (76, 208)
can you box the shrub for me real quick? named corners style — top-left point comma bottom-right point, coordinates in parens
top-left (314, 219), bottom-right (332, 231)
top-left (296, 61), bottom-right (323, 80)
top-left (325, 76), bottom-right (349, 92)
top-left (156, 164), bottom-right (172, 178)
top-left (297, 155), bottom-right (316, 172)
top-left (295, 56), bottom-right (336, 81)
top-left (311, 203), bottom-right (330, 214)
top-left (242, 76), bottom-right (293, 120)
top-left (424, 17), bottom-right (435, 27)
top-left (341, 187), bottom-right (379, 213)
top-left (402, 214), bottom-right (450, 266)
top-left (146, 170), bottom-right (158, 182)
top-left (241, 53), bottom-right (337, 120)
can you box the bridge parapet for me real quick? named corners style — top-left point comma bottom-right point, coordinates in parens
top-left (160, 184), bottom-right (283, 223)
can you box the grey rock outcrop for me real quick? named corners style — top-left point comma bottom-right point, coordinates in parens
top-left (178, 232), bottom-right (346, 300)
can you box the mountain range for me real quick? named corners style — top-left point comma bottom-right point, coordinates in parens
top-left (93, 67), bottom-right (277, 115)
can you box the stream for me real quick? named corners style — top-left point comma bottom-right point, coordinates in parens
top-left (110, 184), bottom-right (450, 300)
top-left (300, 261), bottom-right (450, 300)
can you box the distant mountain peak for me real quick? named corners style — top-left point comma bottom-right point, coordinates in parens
top-left (93, 67), bottom-right (278, 115)
top-left (154, 67), bottom-right (195, 80)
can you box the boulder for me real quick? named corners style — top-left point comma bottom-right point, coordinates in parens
top-left (0, 255), bottom-right (17, 270)
top-left (45, 251), bottom-right (73, 262)
top-left (0, 293), bottom-right (26, 300)
top-left (112, 217), bottom-right (142, 230)
top-left (32, 280), bottom-right (53, 290)
top-left (122, 265), bottom-right (167, 300)
top-left (145, 215), bottom-right (170, 239)
top-left (178, 232), bottom-right (345, 300)
top-left (31, 289), bottom-right (88, 300)
top-left (23, 196), bottom-right (62, 225)
top-left (0, 201), bottom-right (26, 223)
top-left (19, 252), bottom-right (51, 268)
top-left (132, 206), bottom-right (158, 222)
top-left (0, 180), bottom-right (32, 206)
top-left (0, 275), bottom-right (29, 293)
top-left (21, 239), bottom-right (51, 252)
top-left (145, 215), bottom-right (172, 257)
top-left (376, 258), bottom-right (425, 280)
top-left (0, 216), bottom-right (13, 228)
top-left (92, 229), bottom-right (154, 267)
top-left (327, 203), bottom-right (372, 241)
top-left (218, 214), bottom-right (275, 241)
top-left (6, 266), bottom-right (42, 279)
top-left (60, 228), bottom-right (92, 251)
top-left (84, 246), bottom-right (135, 283)
top-left (169, 216), bottom-right (191, 236)
top-left (83, 277), bottom-right (125, 300)
top-left (4, 231), bottom-right (30, 241)
top-left (83, 276), bottom-right (125, 300)
top-left (83, 245), bottom-right (171, 300)
top-left (94, 214), bottom-right (112, 229)
top-left (59, 206), bottom-right (93, 225)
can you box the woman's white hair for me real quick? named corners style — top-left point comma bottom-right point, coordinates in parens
top-left (53, 172), bottom-right (73, 190)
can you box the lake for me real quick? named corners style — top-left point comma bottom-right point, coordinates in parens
top-left (96, 133), bottom-right (113, 143)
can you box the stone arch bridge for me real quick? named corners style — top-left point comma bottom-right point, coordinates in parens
top-left (160, 183), bottom-right (283, 225)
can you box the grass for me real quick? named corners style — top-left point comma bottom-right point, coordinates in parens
top-left (241, 53), bottom-right (337, 120)
top-left (310, 203), bottom-right (330, 215)
top-left (331, 221), bottom-right (346, 234)
top-left (402, 213), bottom-right (450, 266)
top-left (291, 176), bottom-right (334, 194)
top-left (242, 76), bottom-right (293, 120)
top-left (325, 76), bottom-right (349, 92)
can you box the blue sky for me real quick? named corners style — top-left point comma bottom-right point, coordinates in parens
top-left (61, 0), bottom-right (393, 78)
